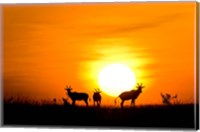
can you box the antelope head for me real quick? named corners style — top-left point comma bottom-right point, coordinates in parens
top-left (136, 83), bottom-right (145, 91)
top-left (65, 85), bottom-right (72, 91)
top-left (94, 88), bottom-right (101, 93)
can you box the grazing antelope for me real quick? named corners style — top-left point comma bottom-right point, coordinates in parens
top-left (62, 98), bottom-right (71, 106)
top-left (93, 88), bottom-right (102, 106)
top-left (65, 85), bottom-right (89, 106)
top-left (115, 83), bottom-right (145, 108)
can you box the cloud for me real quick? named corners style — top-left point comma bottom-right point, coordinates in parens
top-left (88, 13), bottom-right (182, 37)
top-left (114, 14), bottom-right (181, 33)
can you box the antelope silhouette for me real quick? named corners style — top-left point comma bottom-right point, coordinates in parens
top-left (62, 98), bottom-right (71, 106)
top-left (65, 85), bottom-right (89, 106)
top-left (93, 88), bottom-right (102, 106)
top-left (115, 83), bottom-right (145, 108)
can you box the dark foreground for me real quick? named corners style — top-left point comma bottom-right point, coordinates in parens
top-left (3, 103), bottom-right (199, 130)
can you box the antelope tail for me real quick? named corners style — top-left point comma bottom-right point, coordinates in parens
top-left (114, 96), bottom-right (119, 105)
top-left (89, 97), bottom-right (91, 101)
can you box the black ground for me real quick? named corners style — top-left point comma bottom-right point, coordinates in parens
top-left (3, 103), bottom-right (198, 130)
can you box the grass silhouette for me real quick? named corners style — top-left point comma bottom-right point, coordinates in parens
top-left (3, 98), bottom-right (198, 129)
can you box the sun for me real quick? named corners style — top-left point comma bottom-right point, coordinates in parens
top-left (98, 64), bottom-right (136, 97)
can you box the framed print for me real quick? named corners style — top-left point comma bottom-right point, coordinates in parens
top-left (1, 1), bottom-right (199, 130)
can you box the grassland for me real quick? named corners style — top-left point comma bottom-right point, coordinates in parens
top-left (3, 99), bottom-right (198, 130)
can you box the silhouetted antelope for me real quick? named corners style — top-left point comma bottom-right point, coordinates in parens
top-left (62, 98), bottom-right (71, 106)
top-left (65, 85), bottom-right (89, 106)
top-left (93, 88), bottom-right (102, 106)
top-left (115, 83), bottom-right (145, 108)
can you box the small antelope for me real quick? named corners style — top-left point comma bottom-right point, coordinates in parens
top-left (115, 83), bottom-right (145, 108)
top-left (65, 85), bottom-right (89, 106)
top-left (93, 88), bottom-right (102, 106)
top-left (62, 98), bottom-right (71, 106)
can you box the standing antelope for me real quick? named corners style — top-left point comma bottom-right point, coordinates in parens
top-left (93, 88), bottom-right (102, 106)
top-left (115, 83), bottom-right (145, 108)
top-left (65, 85), bottom-right (89, 106)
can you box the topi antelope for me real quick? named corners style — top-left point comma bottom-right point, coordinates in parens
top-left (115, 83), bottom-right (145, 108)
top-left (65, 85), bottom-right (89, 106)
top-left (93, 88), bottom-right (102, 106)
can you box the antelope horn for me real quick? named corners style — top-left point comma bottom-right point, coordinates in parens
top-left (65, 85), bottom-right (68, 90)
top-left (97, 88), bottom-right (101, 92)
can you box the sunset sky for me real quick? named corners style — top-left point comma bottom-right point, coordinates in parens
top-left (3, 2), bottom-right (197, 105)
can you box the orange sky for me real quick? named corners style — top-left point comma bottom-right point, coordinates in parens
top-left (2, 2), bottom-right (197, 105)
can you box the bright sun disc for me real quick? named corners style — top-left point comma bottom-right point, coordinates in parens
top-left (98, 64), bottom-right (136, 97)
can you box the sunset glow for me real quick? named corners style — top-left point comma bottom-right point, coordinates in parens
top-left (2, 2), bottom-right (197, 105)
